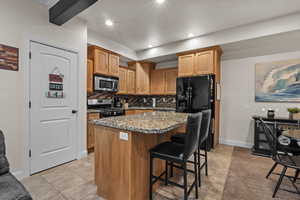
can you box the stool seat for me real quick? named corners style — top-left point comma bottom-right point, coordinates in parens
top-left (150, 142), bottom-right (185, 162)
top-left (171, 133), bottom-right (186, 144)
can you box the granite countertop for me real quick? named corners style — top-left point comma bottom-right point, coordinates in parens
top-left (92, 111), bottom-right (188, 134)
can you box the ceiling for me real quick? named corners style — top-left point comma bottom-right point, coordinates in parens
top-left (35, 0), bottom-right (300, 60)
top-left (78, 0), bottom-right (300, 51)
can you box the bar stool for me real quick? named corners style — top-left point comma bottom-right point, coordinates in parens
top-left (171, 109), bottom-right (211, 186)
top-left (149, 112), bottom-right (203, 200)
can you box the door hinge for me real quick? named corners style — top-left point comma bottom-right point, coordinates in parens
top-left (29, 52), bottom-right (32, 59)
top-left (29, 101), bottom-right (31, 109)
top-left (29, 150), bottom-right (31, 158)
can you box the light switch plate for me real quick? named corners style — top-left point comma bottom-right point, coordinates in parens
top-left (120, 132), bottom-right (129, 141)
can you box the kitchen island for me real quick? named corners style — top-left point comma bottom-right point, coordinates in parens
top-left (92, 111), bottom-right (188, 200)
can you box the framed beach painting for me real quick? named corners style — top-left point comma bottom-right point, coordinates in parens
top-left (255, 58), bottom-right (300, 102)
top-left (0, 44), bottom-right (19, 71)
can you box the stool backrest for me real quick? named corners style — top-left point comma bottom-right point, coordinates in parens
top-left (199, 109), bottom-right (212, 146)
top-left (0, 130), bottom-right (10, 175)
top-left (183, 112), bottom-right (202, 160)
top-left (259, 119), bottom-right (278, 158)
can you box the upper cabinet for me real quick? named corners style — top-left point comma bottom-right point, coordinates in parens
top-left (178, 46), bottom-right (222, 77)
top-left (150, 68), bottom-right (178, 95)
top-left (129, 62), bottom-right (154, 95)
top-left (87, 59), bottom-right (94, 94)
top-left (109, 54), bottom-right (120, 77)
top-left (88, 45), bottom-right (120, 77)
top-left (117, 67), bottom-right (136, 94)
top-left (165, 68), bottom-right (178, 94)
top-left (150, 69), bottom-right (165, 95)
top-left (118, 67), bottom-right (127, 94)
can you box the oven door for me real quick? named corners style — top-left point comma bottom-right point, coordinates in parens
top-left (94, 76), bottom-right (119, 92)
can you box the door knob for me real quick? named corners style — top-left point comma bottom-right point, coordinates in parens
top-left (72, 110), bottom-right (78, 114)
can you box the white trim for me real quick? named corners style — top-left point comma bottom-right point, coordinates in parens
top-left (79, 150), bottom-right (88, 159)
top-left (11, 170), bottom-right (25, 180)
top-left (220, 139), bottom-right (253, 149)
top-left (22, 36), bottom-right (82, 178)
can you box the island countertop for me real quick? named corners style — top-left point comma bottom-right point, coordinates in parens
top-left (92, 111), bottom-right (188, 134)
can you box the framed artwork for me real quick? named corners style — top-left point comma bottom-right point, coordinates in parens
top-left (255, 58), bottom-right (300, 102)
top-left (0, 44), bottom-right (19, 71)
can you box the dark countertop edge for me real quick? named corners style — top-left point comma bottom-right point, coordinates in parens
top-left (92, 121), bottom-right (185, 134)
top-left (87, 107), bottom-right (176, 113)
top-left (252, 115), bottom-right (300, 123)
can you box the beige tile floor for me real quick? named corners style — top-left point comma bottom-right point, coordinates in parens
top-left (22, 145), bottom-right (234, 200)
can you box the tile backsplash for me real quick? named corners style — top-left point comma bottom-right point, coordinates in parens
top-left (88, 93), bottom-right (176, 108)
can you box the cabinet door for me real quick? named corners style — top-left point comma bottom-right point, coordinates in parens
top-left (136, 64), bottom-right (150, 94)
top-left (87, 113), bottom-right (100, 151)
top-left (118, 67), bottom-right (127, 94)
top-left (127, 69), bottom-right (136, 94)
top-left (165, 69), bottom-right (178, 94)
top-left (151, 70), bottom-right (165, 94)
top-left (94, 49), bottom-right (109, 75)
top-left (125, 110), bottom-right (136, 115)
top-left (109, 54), bottom-right (119, 77)
top-left (178, 54), bottom-right (194, 77)
top-left (194, 50), bottom-right (214, 75)
top-left (87, 59), bottom-right (94, 94)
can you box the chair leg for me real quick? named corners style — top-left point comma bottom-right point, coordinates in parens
top-left (198, 147), bottom-right (201, 186)
top-left (165, 161), bottom-right (168, 186)
top-left (273, 166), bottom-right (287, 198)
top-left (205, 139), bottom-right (208, 176)
top-left (183, 162), bottom-right (188, 200)
top-left (294, 169), bottom-right (300, 183)
top-left (170, 162), bottom-right (174, 177)
top-left (149, 154), bottom-right (153, 200)
top-left (194, 152), bottom-right (199, 199)
top-left (266, 162), bottom-right (278, 179)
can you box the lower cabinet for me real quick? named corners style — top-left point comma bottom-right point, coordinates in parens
top-left (125, 110), bottom-right (153, 115)
top-left (87, 113), bottom-right (100, 153)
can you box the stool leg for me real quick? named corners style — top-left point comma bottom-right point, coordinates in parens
top-left (194, 152), bottom-right (199, 199)
top-left (294, 169), bottom-right (300, 183)
top-left (170, 162), bottom-right (174, 177)
top-left (266, 162), bottom-right (277, 179)
top-left (149, 154), bottom-right (153, 200)
top-left (205, 139), bottom-right (208, 176)
top-left (273, 166), bottom-right (287, 198)
top-left (198, 148), bottom-right (201, 187)
top-left (165, 161), bottom-right (168, 186)
top-left (183, 162), bottom-right (188, 200)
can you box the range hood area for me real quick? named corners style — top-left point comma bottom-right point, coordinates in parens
top-left (49, 0), bottom-right (98, 25)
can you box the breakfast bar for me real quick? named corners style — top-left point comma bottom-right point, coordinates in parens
top-left (92, 111), bottom-right (188, 200)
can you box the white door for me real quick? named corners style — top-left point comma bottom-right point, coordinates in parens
top-left (29, 42), bottom-right (78, 174)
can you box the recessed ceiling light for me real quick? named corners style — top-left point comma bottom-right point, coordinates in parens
top-left (188, 33), bottom-right (194, 38)
top-left (156, 0), bottom-right (165, 4)
top-left (105, 19), bottom-right (113, 26)
top-left (148, 44), bottom-right (153, 48)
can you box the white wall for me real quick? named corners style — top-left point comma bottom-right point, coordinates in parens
top-left (0, 0), bottom-right (87, 178)
top-left (220, 51), bottom-right (300, 148)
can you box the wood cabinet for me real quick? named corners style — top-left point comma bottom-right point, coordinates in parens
top-left (125, 110), bottom-right (153, 115)
top-left (150, 69), bottom-right (165, 94)
top-left (129, 62), bottom-right (154, 95)
top-left (118, 67), bottom-right (127, 94)
top-left (150, 68), bottom-right (178, 95)
top-left (127, 69), bottom-right (136, 94)
top-left (87, 113), bottom-right (100, 152)
top-left (109, 54), bottom-right (120, 77)
top-left (118, 67), bottom-right (136, 94)
top-left (178, 46), bottom-right (221, 77)
top-left (87, 59), bottom-right (94, 94)
top-left (88, 46), bottom-right (120, 77)
top-left (165, 68), bottom-right (178, 94)
top-left (178, 54), bottom-right (194, 77)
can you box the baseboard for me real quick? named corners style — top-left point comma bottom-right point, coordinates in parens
top-left (220, 139), bottom-right (252, 149)
top-left (78, 150), bottom-right (88, 159)
top-left (12, 170), bottom-right (25, 180)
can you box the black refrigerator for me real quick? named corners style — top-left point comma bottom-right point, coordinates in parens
top-left (176, 75), bottom-right (215, 149)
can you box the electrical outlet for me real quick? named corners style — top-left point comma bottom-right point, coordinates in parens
top-left (120, 132), bottom-right (129, 141)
